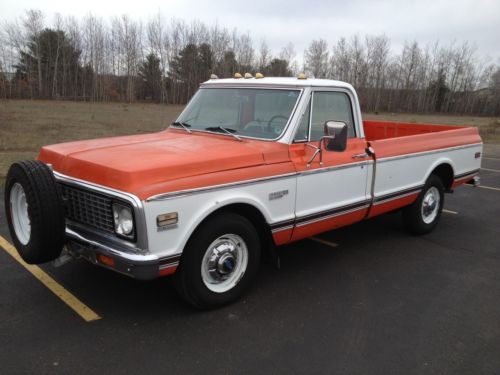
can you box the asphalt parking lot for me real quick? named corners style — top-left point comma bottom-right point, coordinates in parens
top-left (1, 149), bottom-right (499, 375)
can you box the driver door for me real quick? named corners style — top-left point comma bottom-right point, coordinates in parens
top-left (290, 90), bottom-right (370, 241)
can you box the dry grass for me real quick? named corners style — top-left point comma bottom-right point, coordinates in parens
top-left (1, 100), bottom-right (498, 185)
top-left (0, 100), bottom-right (183, 185)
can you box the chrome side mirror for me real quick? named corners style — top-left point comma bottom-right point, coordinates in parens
top-left (324, 121), bottom-right (348, 152)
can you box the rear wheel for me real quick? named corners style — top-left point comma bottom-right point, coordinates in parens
top-left (403, 174), bottom-right (444, 235)
top-left (175, 213), bottom-right (261, 309)
top-left (5, 160), bottom-right (66, 264)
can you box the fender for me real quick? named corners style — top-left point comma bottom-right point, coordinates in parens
top-left (143, 177), bottom-right (297, 257)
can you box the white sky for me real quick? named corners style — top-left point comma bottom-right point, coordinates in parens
top-left (1, 0), bottom-right (499, 63)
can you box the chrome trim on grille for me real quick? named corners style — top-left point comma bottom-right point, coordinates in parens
top-left (54, 171), bottom-right (148, 252)
top-left (60, 183), bottom-right (115, 234)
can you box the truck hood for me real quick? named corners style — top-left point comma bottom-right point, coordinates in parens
top-left (38, 129), bottom-right (290, 198)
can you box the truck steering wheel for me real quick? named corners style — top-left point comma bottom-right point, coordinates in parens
top-left (267, 115), bottom-right (288, 134)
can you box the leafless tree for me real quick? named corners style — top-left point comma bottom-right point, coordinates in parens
top-left (304, 39), bottom-right (329, 78)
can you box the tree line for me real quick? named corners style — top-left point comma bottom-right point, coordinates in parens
top-left (0, 9), bottom-right (499, 115)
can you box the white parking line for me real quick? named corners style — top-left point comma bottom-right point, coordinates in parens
top-left (481, 167), bottom-right (500, 173)
top-left (443, 209), bottom-right (458, 214)
top-left (483, 157), bottom-right (500, 161)
top-left (465, 184), bottom-right (500, 192)
top-left (309, 237), bottom-right (339, 248)
top-left (0, 235), bottom-right (101, 322)
top-left (479, 185), bottom-right (500, 192)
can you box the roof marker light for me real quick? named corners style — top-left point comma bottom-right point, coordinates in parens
top-left (244, 73), bottom-right (253, 79)
top-left (210, 74), bottom-right (219, 79)
top-left (234, 72), bottom-right (242, 79)
top-left (255, 73), bottom-right (264, 79)
top-left (298, 72), bottom-right (307, 80)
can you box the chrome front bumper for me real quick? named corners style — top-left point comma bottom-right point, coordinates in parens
top-left (65, 226), bottom-right (179, 280)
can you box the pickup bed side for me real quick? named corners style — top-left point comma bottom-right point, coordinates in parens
top-left (362, 121), bottom-right (482, 218)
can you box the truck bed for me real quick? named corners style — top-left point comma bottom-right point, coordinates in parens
top-left (363, 120), bottom-right (482, 159)
top-left (364, 120), bottom-right (469, 141)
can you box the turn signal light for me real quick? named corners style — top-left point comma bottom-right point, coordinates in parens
top-left (97, 254), bottom-right (115, 267)
top-left (157, 212), bottom-right (178, 227)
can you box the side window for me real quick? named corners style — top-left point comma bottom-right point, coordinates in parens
top-left (310, 92), bottom-right (355, 141)
top-left (293, 99), bottom-right (311, 142)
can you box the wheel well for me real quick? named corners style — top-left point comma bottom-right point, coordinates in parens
top-left (431, 163), bottom-right (454, 191)
top-left (197, 203), bottom-right (275, 256)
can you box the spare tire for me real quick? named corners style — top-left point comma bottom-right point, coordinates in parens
top-left (4, 160), bottom-right (66, 264)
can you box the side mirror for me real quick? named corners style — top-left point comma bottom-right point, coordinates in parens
top-left (324, 121), bottom-right (348, 152)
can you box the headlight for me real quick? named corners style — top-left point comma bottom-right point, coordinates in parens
top-left (112, 203), bottom-right (135, 238)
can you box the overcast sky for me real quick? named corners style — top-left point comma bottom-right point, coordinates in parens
top-left (1, 0), bottom-right (499, 62)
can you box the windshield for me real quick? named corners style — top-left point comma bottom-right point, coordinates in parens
top-left (174, 88), bottom-right (301, 140)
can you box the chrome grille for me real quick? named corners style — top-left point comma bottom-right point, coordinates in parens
top-left (60, 184), bottom-right (115, 233)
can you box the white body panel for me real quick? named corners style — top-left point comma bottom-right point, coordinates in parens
top-left (143, 175), bottom-right (297, 256)
top-left (295, 162), bottom-right (369, 218)
top-left (374, 144), bottom-right (482, 199)
top-left (142, 143), bottom-right (481, 259)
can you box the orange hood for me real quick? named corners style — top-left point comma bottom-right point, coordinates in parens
top-left (38, 129), bottom-right (291, 199)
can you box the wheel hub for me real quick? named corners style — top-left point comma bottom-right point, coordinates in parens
top-left (421, 186), bottom-right (440, 224)
top-left (201, 234), bottom-right (249, 293)
top-left (207, 241), bottom-right (238, 280)
top-left (10, 183), bottom-right (31, 245)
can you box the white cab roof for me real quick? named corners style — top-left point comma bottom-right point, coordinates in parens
top-left (201, 77), bottom-right (355, 90)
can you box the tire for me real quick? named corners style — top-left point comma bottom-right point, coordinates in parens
top-left (5, 160), bottom-right (66, 264)
top-left (403, 174), bottom-right (444, 235)
top-left (175, 213), bottom-right (261, 309)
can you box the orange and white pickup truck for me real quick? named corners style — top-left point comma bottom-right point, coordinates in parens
top-left (5, 76), bottom-right (482, 308)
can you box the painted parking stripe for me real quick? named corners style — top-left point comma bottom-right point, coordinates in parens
top-left (443, 209), bottom-right (458, 214)
top-left (478, 185), bottom-right (500, 192)
top-left (482, 157), bottom-right (500, 161)
top-left (0, 236), bottom-right (101, 322)
top-left (465, 184), bottom-right (500, 192)
top-left (309, 237), bottom-right (339, 248)
top-left (481, 167), bottom-right (500, 173)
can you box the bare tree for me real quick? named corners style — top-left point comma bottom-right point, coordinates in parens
top-left (304, 39), bottom-right (329, 78)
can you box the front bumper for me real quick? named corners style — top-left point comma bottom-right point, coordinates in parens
top-left (65, 226), bottom-right (180, 280)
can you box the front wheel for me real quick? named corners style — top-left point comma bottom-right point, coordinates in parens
top-left (174, 213), bottom-right (261, 309)
top-left (403, 174), bottom-right (444, 235)
top-left (5, 160), bottom-right (66, 264)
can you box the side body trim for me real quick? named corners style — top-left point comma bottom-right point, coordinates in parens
top-left (146, 143), bottom-right (481, 202)
top-left (271, 183), bottom-right (424, 232)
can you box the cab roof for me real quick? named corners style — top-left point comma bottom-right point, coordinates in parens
top-left (201, 77), bottom-right (355, 90)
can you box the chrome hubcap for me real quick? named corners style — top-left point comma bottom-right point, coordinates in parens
top-left (201, 234), bottom-right (248, 293)
top-left (10, 183), bottom-right (31, 245)
top-left (421, 186), bottom-right (440, 224)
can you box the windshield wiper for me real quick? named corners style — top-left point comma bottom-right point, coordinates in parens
top-left (205, 126), bottom-right (242, 141)
top-left (171, 121), bottom-right (192, 134)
